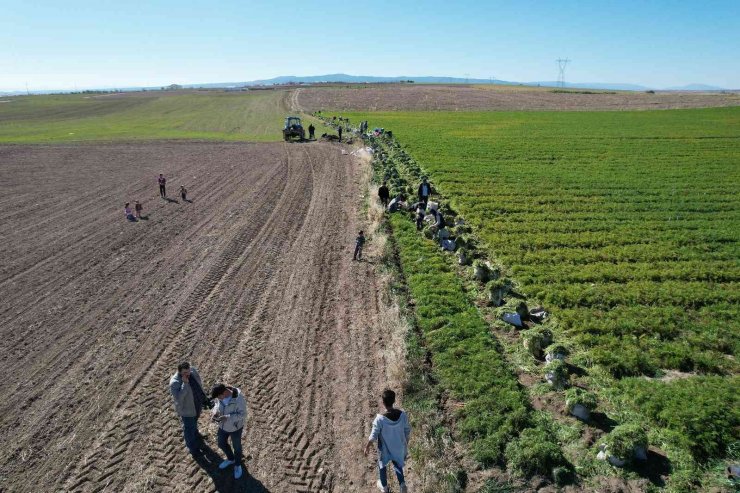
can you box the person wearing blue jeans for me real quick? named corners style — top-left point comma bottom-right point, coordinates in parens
top-left (364, 389), bottom-right (411, 493)
top-left (211, 383), bottom-right (248, 480)
top-left (169, 362), bottom-right (208, 457)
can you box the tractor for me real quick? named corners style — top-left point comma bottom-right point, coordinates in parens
top-left (282, 116), bottom-right (305, 141)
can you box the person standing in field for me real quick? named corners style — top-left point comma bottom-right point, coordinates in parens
top-left (134, 200), bottom-right (143, 219)
top-left (364, 389), bottom-right (411, 493)
top-left (378, 182), bottom-right (390, 208)
top-left (158, 174), bottom-right (167, 199)
top-left (338, 126), bottom-right (343, 142)
top-left (211, 383), bottom-right (247, 479)
top-left (169, 362), bottom-right (209, 458)
top-left (353, 230), bottom-right (366, 261)
top-left (180, 185), bottom-right (187, 202)
top-left (308, 123), bottom-right (316, 140)
top-left (417, 178), bottom-right (431, 205)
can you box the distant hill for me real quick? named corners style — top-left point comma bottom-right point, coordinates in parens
top-left (526, 81), bottom-right (651, 91)
top-left (664, 83), bottom-right (726, 91)
top-left (240, 74), bottom-right (503, 85)
top-left (1, 74), bottom-right (731, 96)
top-left (232, 74), bottom-right (726, 92)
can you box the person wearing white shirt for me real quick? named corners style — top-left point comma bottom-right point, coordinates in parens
top-left (211, 383), bottom-right (248, 479)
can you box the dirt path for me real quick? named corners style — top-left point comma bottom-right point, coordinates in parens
top-left (0, 142), bottom-right (389, 492)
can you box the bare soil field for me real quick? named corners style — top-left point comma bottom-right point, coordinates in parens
top-left (297, 84), bottom-right (740, 111)
top-left (0, 142), bottom-right (389, 492)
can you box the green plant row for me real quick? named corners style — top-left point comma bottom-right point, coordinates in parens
top-left (389, 213), bottom-right (537, 466)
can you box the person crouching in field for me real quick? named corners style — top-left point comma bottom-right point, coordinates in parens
top-left (211, 383), bottom-right (247, 479)
top-left (364, 389), bottom-right (411, 493)
top-left (124, 203), bottom-right (137, 222)
top-left (170, 362), bottom-right (209, 458)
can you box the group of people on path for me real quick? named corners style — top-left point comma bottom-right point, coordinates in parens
top-left (170, 362), bottom-right (410, 492)
top-left (124, 174), bottom-right (189, 222)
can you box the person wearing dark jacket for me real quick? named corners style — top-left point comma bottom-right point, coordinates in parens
top-left (353, 230), bottom-right (366, 261)
top-left (169, 362), bottom-right (208, 457)
top-left (308, 124), bottom-right (315, 140)
top-left (378, 182), bottom-right (390, 208)
top-left (417, 178), bottom-right (431, 205)
top-left (211, 384), bottom-right (248, 479)
top-left (434, 208), bottom-right (445, 229)
top-left (415, 206), bottom-right (425, 231)
top-left (338, 126), bottom-right (343, 142)
top-left (158, 174), bottom-right (167, 199)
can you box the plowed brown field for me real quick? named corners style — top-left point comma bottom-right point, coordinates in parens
top-left (0, 142), bottom-right (388, 492)
top-left (296, 84), bottom-right (740, 111)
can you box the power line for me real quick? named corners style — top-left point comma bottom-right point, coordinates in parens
top-left (556, 58), bottom-right (571, 88)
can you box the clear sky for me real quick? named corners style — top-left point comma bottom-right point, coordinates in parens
top-left (2, 0), bottom-right (739, 91)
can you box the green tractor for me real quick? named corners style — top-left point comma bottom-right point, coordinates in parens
top-left (282, 116), bottom-right (305, 141)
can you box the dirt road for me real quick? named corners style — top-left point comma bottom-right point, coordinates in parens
top-left (0, 142), bottom-right (390, 492)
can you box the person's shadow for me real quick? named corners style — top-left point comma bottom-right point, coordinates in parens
top-left (183, 198), bottom-right (194, 203)
top-left (165, 197), bottom-right (180, 204)
top-left (195, 442), bottom-right (270, 492)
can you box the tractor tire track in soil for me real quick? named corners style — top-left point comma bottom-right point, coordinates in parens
top-left (0, 141), bottom-right (389, 492)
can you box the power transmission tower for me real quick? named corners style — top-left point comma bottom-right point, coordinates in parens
top-left (556, 58), bottom-right (570, 88)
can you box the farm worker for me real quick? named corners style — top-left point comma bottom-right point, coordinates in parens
top-left (415, 206), bottom-right (425, 231)
top-left (180, 185), bottom-right (187, 202)
top-left (308, 124), bottom-right (316, 140)
top-left (353, 230), bottom-right (366, 261)
top-left (388, 194), bottom-right (405, 213)
top-left (170, 362), bottom-right (209, 458)
top-left (378, 182), bottom-right (390, 208)
top-left (434, 208), bottom-right (445, 229)
top-left (211, 383), bottom-right (247, 480)
top-left (338, 126), bottom-right (343, 142)
top-left (363, 389), bottom-right (411, 493)
top-left (134, 200), bottom-right (143, 219)
top-left (124, 203), bottom-right (137, 222)
top-left (158, 174), bottom-right (167, 198)
top-left (417, 178), bottom-right (431, 205)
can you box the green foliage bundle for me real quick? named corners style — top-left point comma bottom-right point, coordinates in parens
top-left (504, 426), bottom-right (566, 477)
top-left (564, 388), bottom-right (597, 412)
top-left (602, 423), bottom-right (648, 462)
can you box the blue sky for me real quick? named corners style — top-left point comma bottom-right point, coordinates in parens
top-left (1, 0), bottom-right (739, 91)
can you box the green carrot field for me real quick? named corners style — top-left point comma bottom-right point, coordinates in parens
top-left (0, 90), bottom-right (294, 142)
top-left (348, 107), bottom-right (740, 490)
top-left (353, 107), bottom-right (740, 377)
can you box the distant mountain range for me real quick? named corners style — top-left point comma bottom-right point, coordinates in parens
top-left (232, 74), bottom-right (729, 92)
top-left (0, 74), bottom-right (731, 96)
